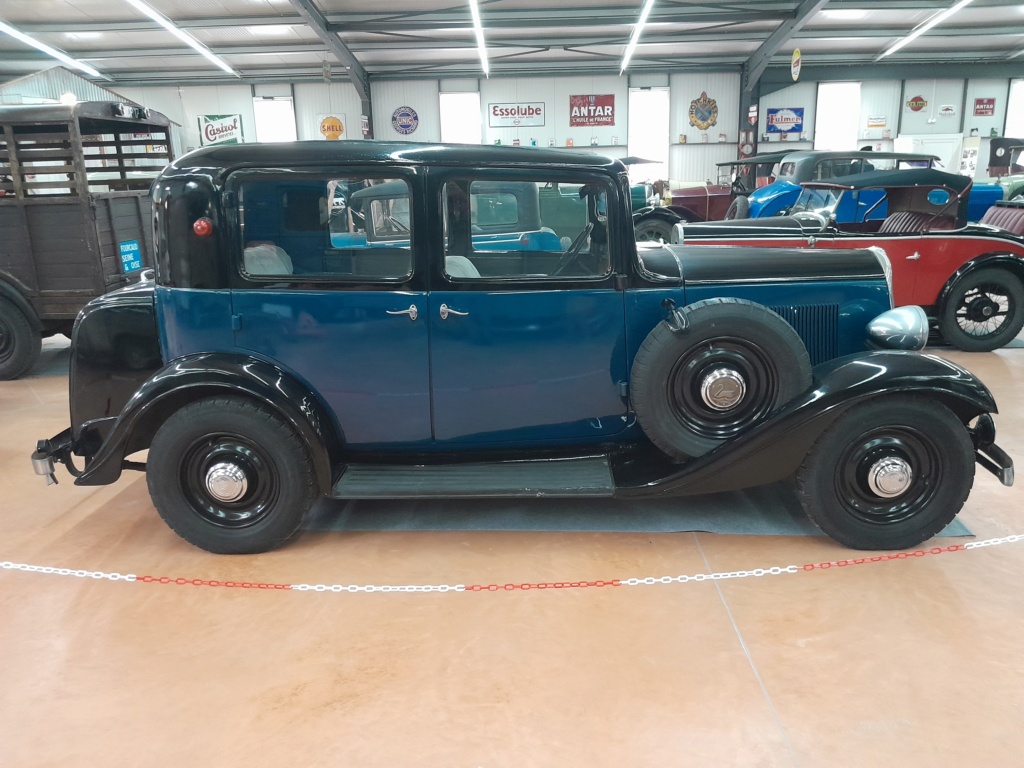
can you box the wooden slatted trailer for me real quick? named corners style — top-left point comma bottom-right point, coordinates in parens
top-left (0, 101), bottom-right (173, 379)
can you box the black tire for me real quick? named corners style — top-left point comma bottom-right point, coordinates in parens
top-left (630, 298), bottom-right (812, 459)
top-left (146, 396), bottom-right (319, 554)
top-left (796, 396), bottom-right (975, 551)
top-left (634, 216), bottom-right (675, 243)
top-left (724, 196), bottom-right (749, 220)
top-left (939, 268), bottom-right (1024, 352)
top-left (0, 298), bottom-right (41, 381)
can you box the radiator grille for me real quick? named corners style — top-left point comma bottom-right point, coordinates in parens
top-left (769, 304), bottom-right (839, 366)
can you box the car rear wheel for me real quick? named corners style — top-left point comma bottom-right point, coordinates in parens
top-left (630, 298), bottom-right (812, 459)
top-left (724, 196), bottom-right (749, 220)
top-left (147, 396), bottom-right (319, 554)
top-left (796, 396), bottom-right (974, 550)
top-left (939, 268), bottom-right (1024, 352)
top-left (634, 216), bottom-right (675, 243)
top-left (0, 298), bottom-right (41, 381)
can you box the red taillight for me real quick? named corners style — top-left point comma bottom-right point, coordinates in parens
top-left (193, 217), bottom-right (213, 236)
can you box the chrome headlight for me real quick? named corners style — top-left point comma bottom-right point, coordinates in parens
top-left (867, 306), bottom-right (928, 351)
top-left (867, 246), bottom-right (894, 309)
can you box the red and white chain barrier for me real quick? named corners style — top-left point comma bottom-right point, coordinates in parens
top-left (3, 534), bottom-right (1022, 594)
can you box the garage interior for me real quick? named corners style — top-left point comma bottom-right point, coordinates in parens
top-left (2, 2), bottom-right (1024, 766)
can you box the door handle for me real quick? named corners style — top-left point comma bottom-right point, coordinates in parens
top-left (807, 236), bottom-right (817, 247)
top-left (439, 303), bottom-right (469, 320)
top-left (386, 304), bottom-right (418, 321)
top-left (906, 252), bottom-right (921, 261)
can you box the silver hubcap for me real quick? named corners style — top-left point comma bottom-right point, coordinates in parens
top-left (700, 367), bottom-right (746, 411)
top-left (867, 457), bottom-right (913, 498)
top-left (205, 462), bottom-right (249, 503)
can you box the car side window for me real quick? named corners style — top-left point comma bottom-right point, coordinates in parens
top-left (238, 175), bottom-right (413, 282)
top-left (442, 177), bottom-right (612, 280)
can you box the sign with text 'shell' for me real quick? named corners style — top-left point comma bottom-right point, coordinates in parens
top-left (569, 94), bottom-right (615, 127)
top-left (488, 102), bottom-right (545, 128)
top-left (199, 114), bottom-right (242, 146)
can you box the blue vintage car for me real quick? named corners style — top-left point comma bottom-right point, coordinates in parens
top-left (32, 142), bottom-right (1012, 554)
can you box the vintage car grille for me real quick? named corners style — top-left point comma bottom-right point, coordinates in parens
top-left (770, 304), bottom-right (839, 366)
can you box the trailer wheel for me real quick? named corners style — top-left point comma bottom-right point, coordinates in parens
top-left (630, 298), bottom-right (812, 459)
top-left (795, 396), bottom-right (974, 550)
top-left (147, 396), bottom-right (319, 554)
top-left (0, 298), bottom-right (41, 380)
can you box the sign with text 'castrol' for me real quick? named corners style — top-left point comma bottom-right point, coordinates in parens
top-left (198, 114), bottom-right (242, 146)
top-left (488, 102), bottom-right (545, 128)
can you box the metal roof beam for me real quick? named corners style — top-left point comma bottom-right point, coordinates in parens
top-left (744, 0), bottom-right (829, 93)
top-left (287, 0), bottom-right (368, 101)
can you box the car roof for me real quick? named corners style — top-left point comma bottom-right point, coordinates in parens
top-left (165, 140), bottom-right (628, 178)
top-left (779, 150), bottom-right (940, 163)
top-left (716, 151), bottom-right (791, 167)
top-left (802, 167), bottom-right (972, 192)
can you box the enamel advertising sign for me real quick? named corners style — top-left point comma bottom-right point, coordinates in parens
top-left (569, 95), bottom-right (615, 127)
top-left (199, 114), bottom-right (242, 146)
top-left (488, 102), bottom-right (546, 127)
top-left (766, 108), bottom-right (804, 133)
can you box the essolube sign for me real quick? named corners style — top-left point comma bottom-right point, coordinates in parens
top-left (488, 102), bottom-right (545, 128)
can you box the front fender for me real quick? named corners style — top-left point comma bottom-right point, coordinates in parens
top-left (633, 207), bottom-right (687, 224)
top-left (747, 181), bottom-right (800, 218)
top-left (73, 352), bottom-right (343, 489)
top-left (616, 351), bottom-right (997, 497)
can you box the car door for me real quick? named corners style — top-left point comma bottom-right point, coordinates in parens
top-left (427, 174), bottom-right (630, 446)
top-left (228, 171), bottom-right (432, 448)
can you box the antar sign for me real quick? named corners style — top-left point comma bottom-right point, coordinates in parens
top-left (488, 102), bottom-right (546, 127)
top-left (569, 95), bottom-right (615, 127)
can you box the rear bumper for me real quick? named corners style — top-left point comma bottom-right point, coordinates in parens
top-left (31, 429), bottom-right (77, 485)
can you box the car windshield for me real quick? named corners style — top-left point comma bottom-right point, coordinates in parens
top-left (790, 186), bottom-right (841, 216)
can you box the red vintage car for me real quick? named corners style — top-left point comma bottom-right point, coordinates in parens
top-left (674, 168), bottom-right (1024, 351)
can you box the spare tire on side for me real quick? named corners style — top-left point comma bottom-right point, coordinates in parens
top-left (630, 297), bottom-right (813, 459)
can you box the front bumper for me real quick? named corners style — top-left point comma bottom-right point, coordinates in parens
top-left (31, 429), bottom-right (77, 485)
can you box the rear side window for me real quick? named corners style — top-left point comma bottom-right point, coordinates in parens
top-left (239, 175), bottom-right (413, 282)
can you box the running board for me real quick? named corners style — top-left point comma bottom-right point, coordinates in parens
top-left (331, 456), bottom-right (615, 499)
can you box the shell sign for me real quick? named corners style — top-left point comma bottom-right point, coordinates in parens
top-left (318, 114), bottom-right (346, 140)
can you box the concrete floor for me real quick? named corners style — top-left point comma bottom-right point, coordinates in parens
top-left (1, 338), bottom-right (1022, 767)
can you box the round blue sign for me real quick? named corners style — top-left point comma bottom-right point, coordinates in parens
top-left (392, 106), bottom-right (419, 135)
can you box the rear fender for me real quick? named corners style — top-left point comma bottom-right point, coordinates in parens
top-left (73, 352), bottom-right (343, 489)
top-left (616, 351), bottom-right (997, 497)
top-left (935, 253), bottom-right (1024, 315)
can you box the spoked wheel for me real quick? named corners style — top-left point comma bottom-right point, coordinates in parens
top-left (631, 298), bottom-right (812, 459)
top-left (147, 396), bottom-right (318, 553)
top-left (796, 396), bottom-right (975, 550)
top-left (939, 268), bottom-right (1024, 352)
top-left (633, 217), bottom-right (675, 243)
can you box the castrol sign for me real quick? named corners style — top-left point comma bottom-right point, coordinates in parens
top-left (199, 114), bottom-right (242, 145)
top-left (488, 102), bottom-right (545, 128)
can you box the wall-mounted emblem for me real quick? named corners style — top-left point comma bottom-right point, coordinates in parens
top-left (318, 114), bottom-right (345, 141)
top-left (688, 92), bottom-right (718, 131)
top-left (906, 96), bottom-right (928, 112)
top-left (391, 106), bottom-right (419, 135)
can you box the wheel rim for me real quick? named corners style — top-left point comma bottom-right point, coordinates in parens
top-left (0, 315), bottom-right (13, 364)
top-left (833, 427), bottom-right (941, 525)
top-left (635, 225), bottom-right (669, 243)
top-left (954, 282), bottom-right (1015, 339)
top-left (179, 433), bottom-right (280, 528)
top-left (665, 337), bottom-right (778, 440)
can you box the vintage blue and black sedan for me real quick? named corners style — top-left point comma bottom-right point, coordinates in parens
top-left (32, 142), bottom-right (1012, 553)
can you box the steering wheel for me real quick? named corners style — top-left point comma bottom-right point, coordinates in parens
top-left (792, 210), bottom-right (828, 230)
top-left (552, 222), bottom-right (593, 276)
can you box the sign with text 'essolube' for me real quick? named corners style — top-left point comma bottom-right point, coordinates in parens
top-left (488, 102), bottom-right (545, 128)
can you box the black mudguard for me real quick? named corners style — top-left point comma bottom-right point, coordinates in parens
top-left (71, 352), bottom-right (342, 490)
top-left (615, 351), bottom-right (999, 498)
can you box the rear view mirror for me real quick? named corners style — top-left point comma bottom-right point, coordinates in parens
top-left (927, 188), bottom-right (951, 206)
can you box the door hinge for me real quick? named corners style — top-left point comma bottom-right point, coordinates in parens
top-left (231, 314), bottom-right (243, 331)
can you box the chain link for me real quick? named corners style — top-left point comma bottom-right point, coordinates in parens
top-left (3, 534), bottom-right (1023, 594)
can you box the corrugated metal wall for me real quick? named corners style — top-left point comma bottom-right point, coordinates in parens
top-left (859, 80), bottom-right (902, 144)
top-left (758, 82), bottom-right (815, 152)
top-left (668, 72), bottom-right (742, 183)
top-left (293, 83), bottom-right (365, 141)
top-left (371, 80), bottom-right (441, 142)
top-left (0, 67), bottom-right (132, 105)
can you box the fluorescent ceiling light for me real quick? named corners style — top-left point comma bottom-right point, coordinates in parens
top-left (66, 31), bottom-right (103, 40)
top-left (620, 0), bottom-right (657, 73)
top-left (122, 0), bottom-right (239, 76)
top-left (468, 0), bottom-right (488, 76)
top-left (821, 9), bottom-right (867, 20)
top-left (878, 0), bottom-right (976, 58)
top-left (0, 20), bottom-right (108, 78)
top-left (247, 25), bottom-right (294, 36)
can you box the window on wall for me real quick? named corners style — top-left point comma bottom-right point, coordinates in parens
top-left (1006, 79), bottom-right (1024, 139)
top-left (814, 82), bottom-right (861, 151)
top-left (252, 97), bottom-right (298, 142)
top-left (627, 87), bottom-right (669, 183)
top-left (440, 92), bottom-right (482, 144)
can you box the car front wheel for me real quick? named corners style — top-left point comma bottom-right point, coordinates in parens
top-left (147, 396), bottom-right (319, 554)
top-left (796, 396), bottom-right (975, 550)
top-left (939, 268), bottom-right (1024, 352)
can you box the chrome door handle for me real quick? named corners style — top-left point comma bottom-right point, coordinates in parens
top-left (906, 252), bottom-right (921, 261)
top-left (386, 304), bottom-right (418, 321)
top-left (807, 236), bottom-right (817, 246)
top-left (439, 303), bottom-right (469, 320)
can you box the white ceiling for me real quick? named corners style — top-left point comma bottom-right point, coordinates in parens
top-left (1, 0), bottom-right (1022, 90)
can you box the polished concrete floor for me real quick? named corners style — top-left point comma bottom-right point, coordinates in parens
top-left (1, 338), bottom-right (1022, 768)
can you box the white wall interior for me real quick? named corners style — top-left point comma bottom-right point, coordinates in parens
top-left (759, 81), bottom-right (815, 150)
top-left (294, 82), bottom-right (365, 141)
top-left (900, 79), bottom-right (965, 135)
top-left (963, 78), bottom-right (1011, 139)
top-left (371, 80), bottom-right (441, 142)
top-left (667, 72), bottom-right (742, 184)
top-left (858, 79), bottom-right (902, 146)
